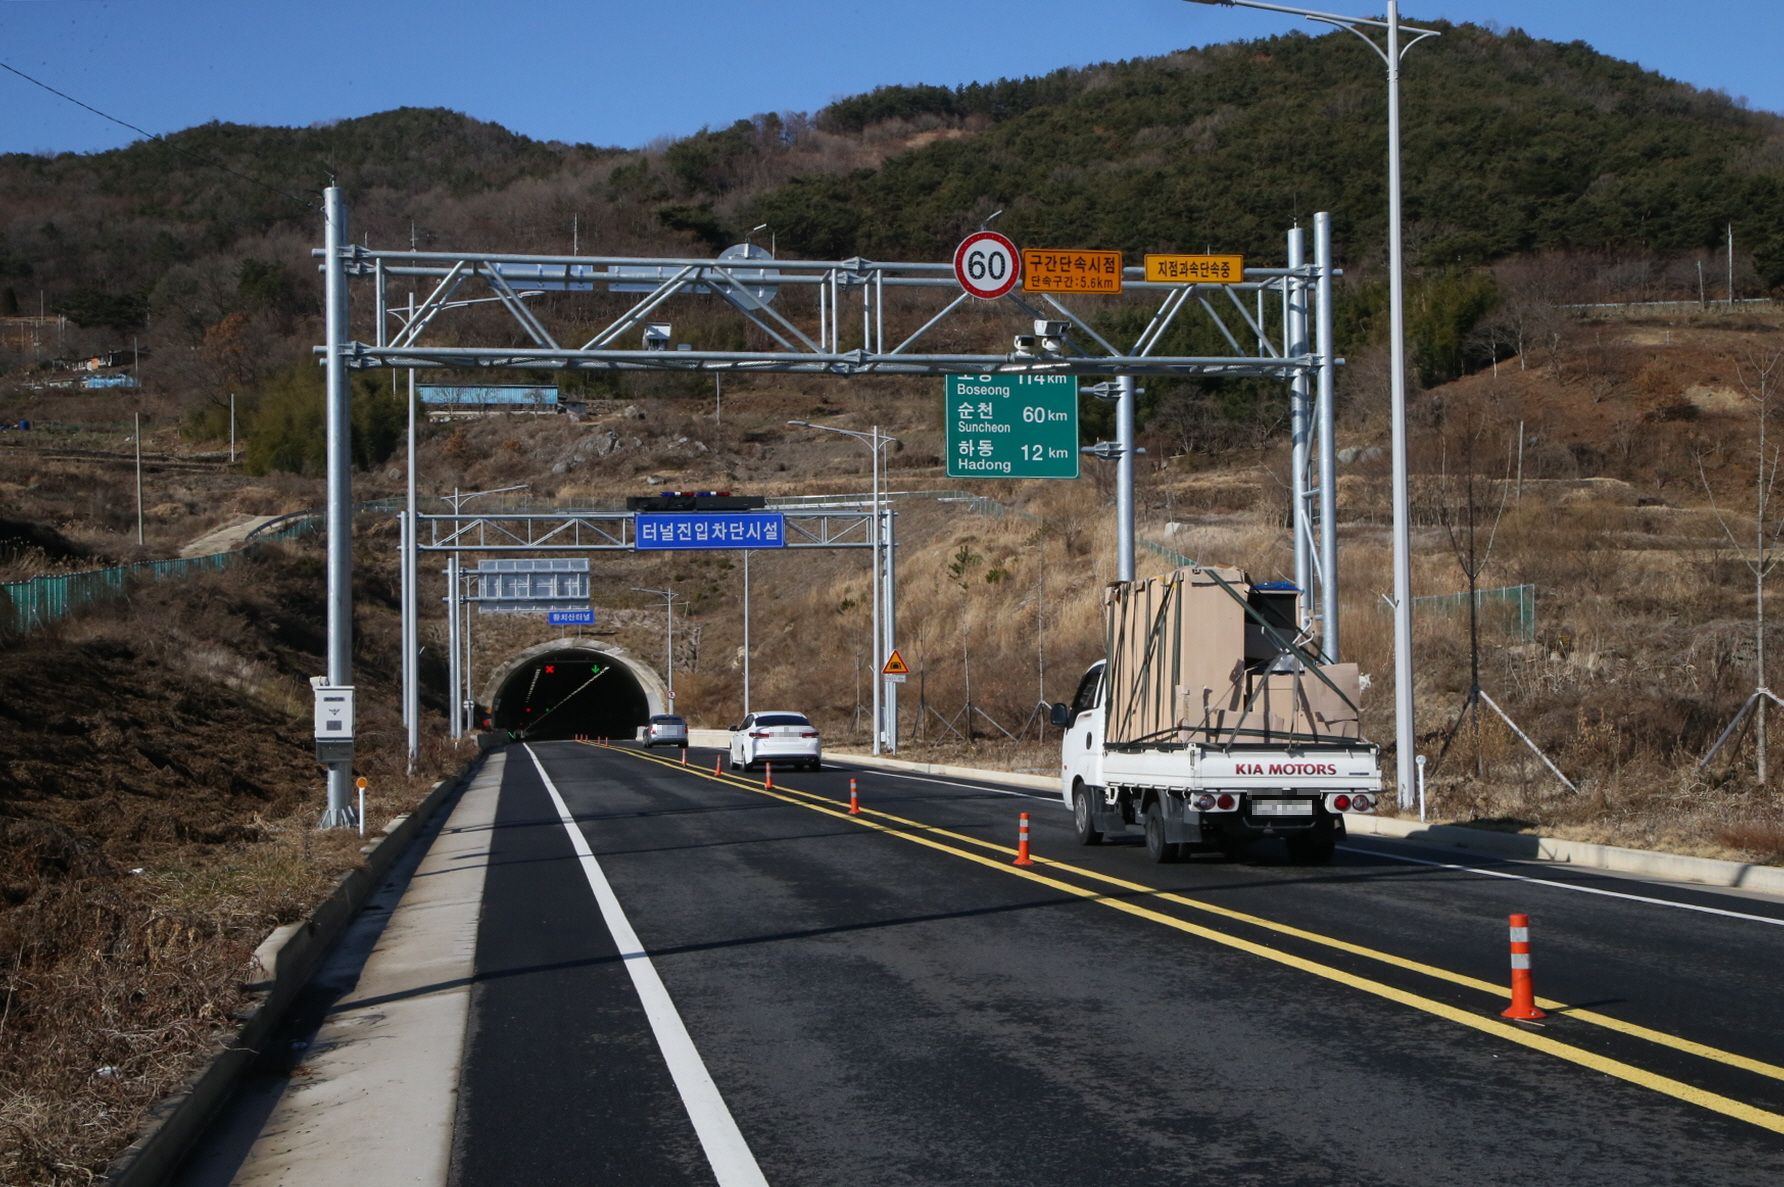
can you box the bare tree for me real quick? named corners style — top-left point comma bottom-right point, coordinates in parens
top-left (1699, 348), bottom-right (1784, 784)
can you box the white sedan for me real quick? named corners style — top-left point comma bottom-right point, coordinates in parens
top-left (729, 712), bottom-right (821, 771)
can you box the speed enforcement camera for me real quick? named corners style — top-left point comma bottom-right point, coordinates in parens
top-left (311, 678), bottom-right (355, 763)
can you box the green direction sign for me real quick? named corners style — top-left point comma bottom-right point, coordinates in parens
top-left (946, 374), bottom-right (1079, 479)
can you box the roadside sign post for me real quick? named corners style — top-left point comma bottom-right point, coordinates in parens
top-left (946, 374), bottom-right (1079, 480)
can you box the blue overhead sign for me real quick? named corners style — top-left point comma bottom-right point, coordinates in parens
top-left (634, 512), bottom-right (786, 550)
top-left (548, 609), bottom-right (596, 625)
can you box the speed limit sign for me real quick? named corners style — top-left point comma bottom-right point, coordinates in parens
top-left (953, 231), bottom-right (1020, 300)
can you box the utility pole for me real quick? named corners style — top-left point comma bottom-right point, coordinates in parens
top-left (229, 394), bottom-right (236, 465)
top-left (134, 411), bottom-right (144, 546)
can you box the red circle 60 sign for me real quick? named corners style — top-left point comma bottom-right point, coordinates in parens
top-left (953, 231), bottom-right (1020, 300)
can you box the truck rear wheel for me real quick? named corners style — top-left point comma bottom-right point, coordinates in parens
top-left (1144, 804), bottom-right (1182, 864)
top-left (1073, 784), bottom-right (1103, 846)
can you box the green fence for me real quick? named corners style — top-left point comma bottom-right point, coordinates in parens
top-left (2, 551), bottom-right (238, 637)
top-left (3, 498), bottom-right (406, 639)
top-left (1408, 583), bottom-right (1537, 643)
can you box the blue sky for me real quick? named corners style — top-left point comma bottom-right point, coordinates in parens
top-left (0, 1), bottom-right (1779, 156)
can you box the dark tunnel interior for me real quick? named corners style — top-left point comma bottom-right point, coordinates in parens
top-left (489, 650), bottom-right (650, 740)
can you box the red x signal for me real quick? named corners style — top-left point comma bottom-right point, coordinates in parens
top-left (544, 665), bottom-right (555, 674)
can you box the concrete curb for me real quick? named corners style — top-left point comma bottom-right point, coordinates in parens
top-left (828, 750), bottom-right (1060, 793)
top-left (1348, 814), bottom-right (1784, 894)
top-left (102, 755), bottom-right (487, 1187)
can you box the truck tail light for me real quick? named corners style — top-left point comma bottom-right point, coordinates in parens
top-left (1194, 794), bottom-right (1215, 811)
top-left (1215, 793), bottom-right (1235, 811)
top-left (1351, 794), bottom-right (1373, 812)
top-left (1333, 794), bottom-right (1352, 811)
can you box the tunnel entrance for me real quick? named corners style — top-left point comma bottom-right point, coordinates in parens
top-left (488, 648), bottom-right (653, 741)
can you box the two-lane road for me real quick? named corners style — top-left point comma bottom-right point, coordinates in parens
top-left (445, 740), bottom-right (1784, 1185)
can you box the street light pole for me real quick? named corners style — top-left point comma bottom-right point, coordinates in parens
top-left (633, 587), bottom-right (681, 704)
top-left (1184, 0), bottom-right (1438, 806)
top-left (439, 483), bottom-right (529, 740)
top-left (741, 551), bottom-right (751, 715)
top-left (319, 185), bottom-right (355, 830)
top-left (788, 420), bottom-right (900, 753)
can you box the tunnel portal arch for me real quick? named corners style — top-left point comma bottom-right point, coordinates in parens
top-left (482, 641), bottom-right (668, 741)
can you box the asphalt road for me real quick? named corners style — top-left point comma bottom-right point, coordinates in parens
top-left (450, 740), bottom-right (1784, 1186)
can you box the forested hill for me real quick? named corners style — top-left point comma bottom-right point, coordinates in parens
top-left (2, 18), bottom-right (1782, 357)
top-left (743, 22), bottom-right (1784, 278)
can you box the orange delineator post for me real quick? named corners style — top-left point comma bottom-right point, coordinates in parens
top-left (764, 761), bottom-right (773, 789)
top-left (1501, 913), bottom-right (1547, 1020)
top-left (848, 778), bottom-right (860, 815)
top-left (714, 755), bottom-right (723, 775)
top-left (1013, 812), bottom-right (1034, 865)
top-left (681, 747), bottom-right (688, 765)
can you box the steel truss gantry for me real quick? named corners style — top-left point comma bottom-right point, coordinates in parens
top-left (317, 238), bottom-right (1334, 383)
top-left (314, 191), bottom-right (1345, 787)
top-left (419, 508), bottom-right (884, 552)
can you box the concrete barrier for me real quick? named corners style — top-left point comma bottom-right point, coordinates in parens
top-left (102, 756), bottom-right (486, 1187)
top-left (826, 750), bottom-right (1059, 792)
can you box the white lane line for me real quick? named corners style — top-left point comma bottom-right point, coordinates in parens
top-left (1340, 843), bottom-right (1784, 927)
top-left (837, 766), bottom-right (1062, 803)
top-left (525, 745), bottom-right (770, 1187)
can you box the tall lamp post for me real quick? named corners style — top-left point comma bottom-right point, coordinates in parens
top-left (439, 484), bottom-right (529, 739)
top-left (1186, 0), bottom-right (1439, 807)
top-left (633, 587), bottom-right (683, 706)
top-left (788, 421), bottom-right (900, 753)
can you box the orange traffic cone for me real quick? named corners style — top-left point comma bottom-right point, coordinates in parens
top-left (681, 747), bottom-right (688, 765)
top-left (1013, 812), bottom-right (1034, 866)
top-left (848, 778), bottom-right (860, 815)
top-left (1501, 913), bottom-right (1547, 1020)
top-left (715, 755), bottom-right (723, 775)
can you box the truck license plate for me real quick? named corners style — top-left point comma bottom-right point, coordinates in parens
top-left (1251, 799), bottom-right (1313, 816)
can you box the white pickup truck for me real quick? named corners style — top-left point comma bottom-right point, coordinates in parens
top-left (1051, 566), bottom-right (1382, 864)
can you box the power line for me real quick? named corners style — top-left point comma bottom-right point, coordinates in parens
top-left (0, 58), bottom-right (315, 207)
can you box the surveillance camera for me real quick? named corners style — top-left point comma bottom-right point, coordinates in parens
top-left (1033, 320), bottom-right (1071, 338)
top-left (1013, 334), bottom-right (1038, 357)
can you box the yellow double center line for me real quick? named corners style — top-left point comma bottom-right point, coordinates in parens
top-left (589, 742), bottom-right (1784, 1134)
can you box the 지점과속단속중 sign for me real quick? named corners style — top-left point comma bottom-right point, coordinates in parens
top-left (946, 374), bottom-right (1079, 479)
top-left (634, 512), bottom-right (786, 550)
top-left (1143, 254), bottom-right (1245, 284)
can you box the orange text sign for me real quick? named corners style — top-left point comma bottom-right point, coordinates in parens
top-left (1143, 253), bottom-right (1245, 284)
top-left (1021, 249), bottom-right (1123, 294)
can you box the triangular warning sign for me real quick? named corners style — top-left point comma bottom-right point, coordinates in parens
top-left (882, 649), bottom-right (911, 676)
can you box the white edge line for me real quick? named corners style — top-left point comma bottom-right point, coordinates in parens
top-left (525, 745), bottom-right (771, 1187)
top-left (1339, 843), bottom-right (1784, 927)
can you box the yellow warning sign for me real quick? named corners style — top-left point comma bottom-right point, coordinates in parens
top-left (882, 649), bottom-right (911, 676)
